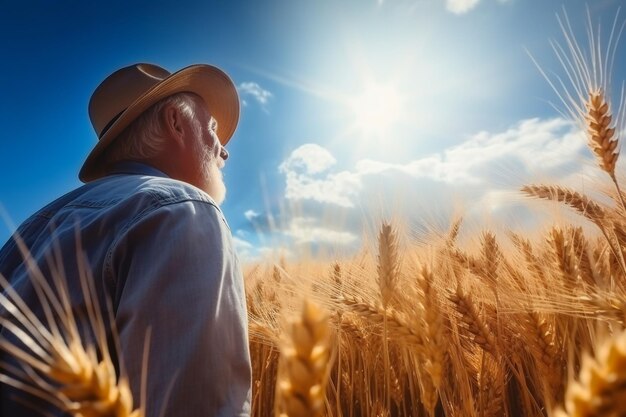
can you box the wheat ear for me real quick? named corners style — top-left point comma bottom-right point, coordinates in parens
top-left (480, 231), bottom-right (502, 292)
top-left (276, 300), bottom-right (333, 417)
top-left (449, 286), bottom-right (497, 356)
top-left (446, 217), bottom-right (463, 245)
top-left (521, 185), bottom-right (626, 274)
top-left (338, 294), bottom-right (424, 349)
top-left (376, 221), bottom-right (401, 412)
top-left (477, 354), bottom-right (505, 417)
top-left (521, 185), bottom-right (606, 227)
top-left (509, 232), bottom-right (546, 287)
top-left (556, 329), bottom-right (626, 417)
top-left (586, 90), bottom-right (620, 174)
top-left (0, 252), bottom-right (143, 417)
top-left (548, 226), bottom-right (580, 291)
top-left (586, 89), bottom-right (626, 214)
top-left (417, 266), bottom-right (445, 416)
top-left (418, 266), bottom-right (445, 389)
top-left (377, 221), bottom-right (400, 309)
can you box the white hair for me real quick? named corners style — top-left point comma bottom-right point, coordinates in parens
top-left (103, 92), bottom-right (200, 165)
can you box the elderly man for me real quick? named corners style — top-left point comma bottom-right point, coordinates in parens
top-left (0, 63), bottom-right (251, 416)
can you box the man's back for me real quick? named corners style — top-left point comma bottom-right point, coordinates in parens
top-left (0, 161), bottom-right (252, 416)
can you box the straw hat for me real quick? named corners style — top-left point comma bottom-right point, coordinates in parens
top-left (79, 63), bottom-right (240, 182)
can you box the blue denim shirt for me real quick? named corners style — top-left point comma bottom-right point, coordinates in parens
top-left (0, 161), bottom-right (252, 417)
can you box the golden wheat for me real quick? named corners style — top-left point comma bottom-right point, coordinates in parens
top-left (0, 268), bottom-right (143, 417)
top-left (585, 90), bottom-right (620, 177)
top-left (4, 8), bottom-right (626, 417)
top-left (276, 300), bottom-right (333, 417)
top-left (556, 329), bottom-right (626, 417)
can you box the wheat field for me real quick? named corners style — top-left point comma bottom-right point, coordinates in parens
top-left (2, 8), bottom-right (626, 417)
top-left (250, 9), bottom-right (626, 417)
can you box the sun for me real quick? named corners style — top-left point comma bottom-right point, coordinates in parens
top-left (347, 81), bottom-right (404, 138)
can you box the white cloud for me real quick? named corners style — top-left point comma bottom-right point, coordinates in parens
top-left (382, 117), bottom-right (584, 185)
top-left (257, 246), bottom-right (294, 261)
top-left (233, 236), bottom-right (253, 250)
top-left (233, 235), bottom-right (289, 264)
top-left (281, 169), bottom-right (361, 207)
top-left (279, 144), bottom-right (360, 207)
top-left (279, 143), bottom-right (337, 175)
top-left (244, 209), bottom-right (260, 221)
top-left (278, 117), bottom-right (586, 208)
top-left (238, 82), bottom-right (273, 108)
top-left (446, 0), bottom-right (481, 14)
top-left (248, 116), bottom-right (595, 261)
top-left (284, 217), bottom-right (358, 246)
top-left (233, 236), bottom-right (256, 262)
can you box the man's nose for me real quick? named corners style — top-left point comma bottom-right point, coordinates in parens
top-left (220, 147), bottom-right (229, 161)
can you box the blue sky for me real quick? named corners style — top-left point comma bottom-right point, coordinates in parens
top-left (1, 0), bottom-right (624, 261)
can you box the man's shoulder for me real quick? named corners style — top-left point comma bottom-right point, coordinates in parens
top-left (85, 173), bottom-right (220, 212)
top-left (24, 172), bottom-right (223, 233)
top-left (99, 174), bottom-right (231, 230)
top-left (120, 174), bottom-right (218, 207)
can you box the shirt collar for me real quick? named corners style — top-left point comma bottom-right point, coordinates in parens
top-left (107, 161), bottom-right (170, 178)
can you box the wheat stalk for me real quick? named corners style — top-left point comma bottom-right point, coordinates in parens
top-left (556, 329), bottom-right (626, 417)
top-left (521, 185), bottom-right (606, 226)
top-left (481, 232), bottom-right (500, 279)
top-left (377, 222), bottom-right (400, 309)
top-left (585, 90), bottom-right (620, 175)
top-left (521, 186), bottom-right (626, 277)
top-left (529, 7), bottom-right (626, 211)
top-left (523, 311), bottom-right (564, 403)
top-left (477, 354), bottom-right (505, 417)
top-left (448, 286), bottom-right (497, 356)
top-left (417, 265), bottom-right (445, 416)
top-left (337, 294), bottom-right (424, 350)
top-left (446, 217), bottom-right (463, 246)
top-left (570, 226), bottom-right (596, 288)
top-left (0, 260), bottom-right (144, 417)
top-left (548, 226), bottom-right (581, 291)
top-left (418, 266), bottom-right (446, 389)
top-left (510, 232), bottom-right (546, 287)
top-left (585, 88), bottom-right (626, 213)
top-left (376, 221), bottom-right (401, 412)
top-left (276, 300), bottom-right (333, 417)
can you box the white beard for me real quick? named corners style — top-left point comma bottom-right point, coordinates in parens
top-left (198, 142), bottom-right (227, 204)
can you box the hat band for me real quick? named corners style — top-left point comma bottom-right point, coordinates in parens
top-left (99, 109), bottom-right (126, 139)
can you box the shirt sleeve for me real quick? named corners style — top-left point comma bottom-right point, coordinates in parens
top-left (107, 200), bottom-right (251, 417)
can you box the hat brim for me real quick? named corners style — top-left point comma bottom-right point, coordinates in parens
top-left (79, 64), bottom-right (239, 182)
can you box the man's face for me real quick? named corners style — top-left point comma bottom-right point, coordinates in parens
top-left (189, 98), bottom-right (227, 204)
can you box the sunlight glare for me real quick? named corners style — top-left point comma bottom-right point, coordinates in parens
top-left (348, 81), bottom-right (404, 138)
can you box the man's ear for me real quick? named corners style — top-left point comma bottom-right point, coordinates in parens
top-left (161, 105), bottom-right (186, 148)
